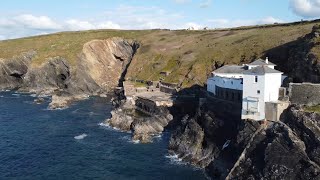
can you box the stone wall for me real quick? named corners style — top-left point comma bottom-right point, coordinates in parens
top-left (159, 86), bottom-right (177, 94)
top-left (289, 83), bottom-right (320, 105)
top-left (159, 82), bottom-right (178, 94)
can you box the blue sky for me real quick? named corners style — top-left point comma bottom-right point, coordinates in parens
top-left (0, 0), bottom-right (320, 40)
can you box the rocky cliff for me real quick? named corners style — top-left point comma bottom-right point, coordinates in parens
top-left (0, 51), bottom-right (35, 90)
top-left (267, 24), bottom-right (320, 83)
top-left (286, 25), bottom-right (320, 83)
top-left (105, 97), bottom-right (174, 143)
top-left (169, 104), bottom-right (320, 179)
top-left (0, 38), bottom-right (139, 108)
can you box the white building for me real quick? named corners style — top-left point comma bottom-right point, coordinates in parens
top-left (207, 58), bottom-right (284, 121)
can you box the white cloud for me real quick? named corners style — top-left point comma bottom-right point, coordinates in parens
top-left (65, 19), bottom-right (121, 31)
top-left (65, 19), bottom-right (96, 30)
top-left (97, 21), bottom-right (121, 29)
top-left (0, 4), bottom-right (289, 41)
top-left (200, 0), bottom-right (212, 8)
top-left (290, 0), bottom-right (320, 17)
top-left (102, 5), bottom-right (185, 30)
top-left (185, 22), bottom-right (204, 30)
top-left (207, 16), bottom-right (285, 28)
top-left (13, 14), bottom-right (62, 30)
top-left (259, 16), bottom-right (284, 24)
top-left (0, 35), bottom-right (6, 40)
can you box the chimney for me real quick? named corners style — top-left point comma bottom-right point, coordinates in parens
top-left (265, 57), bottom-right (269, 64)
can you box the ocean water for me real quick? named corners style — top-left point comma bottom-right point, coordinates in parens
top-left (0, 91), bottom-right (206, 180)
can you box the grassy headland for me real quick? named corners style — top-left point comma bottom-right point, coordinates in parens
top-left (0, 20), bottom-right (319, 87)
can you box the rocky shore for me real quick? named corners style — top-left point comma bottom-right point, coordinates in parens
top-left (0, 26), bottom-right (319, 179)
top-left (104, 91), bottom-right (175, 143)
top-left (168, 103), bottom-right (320, 179)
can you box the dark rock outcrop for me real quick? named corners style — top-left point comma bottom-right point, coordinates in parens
top-left (169, 103), bottom-right (320, 179)
top-left (19, 57), bottom-right (70, 95)
top-left (286, 25), bottom-right (320, 83)
top-left (267, 24), bottom-right (320, 83)
top-left (0, 51), bottom-right (35, 90)
top-left (106, 98), bottom-right (174, 143)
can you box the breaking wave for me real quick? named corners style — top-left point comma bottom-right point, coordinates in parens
top-left (165, 153), bottom-right (186, 165)
top-left (74, 133), bottom-right (88, 140)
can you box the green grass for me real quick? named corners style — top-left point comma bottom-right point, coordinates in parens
top-left (304, 105), bottom-right (320, 113)
top-left (0, 21), bottom-right (319, 88)
top-left (0, 30), bottom-right (151, 66)
top-left (133, 81), bottom-right (147, 88)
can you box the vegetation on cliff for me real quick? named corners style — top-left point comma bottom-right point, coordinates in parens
top-left (1, 20), bottom-right (320, 87)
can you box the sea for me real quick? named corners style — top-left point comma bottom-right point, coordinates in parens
top-left (0, 91), bottom-right (207, 180)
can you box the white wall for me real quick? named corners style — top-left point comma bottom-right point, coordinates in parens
top-left (207, 75), bottom-right (243, 95)
top-left (248, 65), bottom-right (275, 70)
top-left (241, 73), bottom-right (283, 121)
top-left (213, 73), bottom-right (243, 79)
top-left (242, 74), bottom-right (266, 120)
top-left (264, 73), bottom-right (282, 102)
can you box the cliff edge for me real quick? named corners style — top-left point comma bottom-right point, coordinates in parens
top-left (0, 38), bottom-right (139, 109)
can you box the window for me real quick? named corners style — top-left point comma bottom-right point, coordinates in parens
top-left (255, 76), bottom-right (258, 83)
top-left (257, 90), bottom-right (260, 94)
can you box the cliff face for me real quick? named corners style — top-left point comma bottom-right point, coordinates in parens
top-left (169, 104), bottom-right (320, 179)
top-left (78, 38), bottom-right (139, 91)
top-left (66, 38), bottom-right (139, 96)
top-left (0, 51), bottom-right (35, 90)
top-left (20, 57), bottom-right (70, 95)
top-left (0, 38), bottom-right (139, 108)
top-left (267, 25), bottom-right (320, 83)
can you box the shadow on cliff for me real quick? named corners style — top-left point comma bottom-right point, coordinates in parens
top-left (263, 25), bottom-right (320, 83)
top-left (165, 84), bottom-right (205, 129)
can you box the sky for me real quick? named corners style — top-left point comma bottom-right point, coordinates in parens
top-left (0, 0), bottom-right (320, 40)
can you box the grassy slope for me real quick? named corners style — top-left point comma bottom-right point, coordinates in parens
top-left (304, 105), bottom-right (320, 113)
top-left (0, 30), bottom-right (151, 66)
top-left (0, 21), bottom-right (319, 87)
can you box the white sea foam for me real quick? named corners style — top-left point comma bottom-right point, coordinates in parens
top-left (44, 106), bottom-right (68, 111)
top-left (121, 135), bottom-right (141, 144)
top-left (98, 122), bottom-right (124, 132)
top-left (99, 122), bottom-right (112, 128)
top-left (74, 133), bottom-right (88, 140)
top-left (165, 153), bottom-right (186, 165)
top-left (153, 134), bottom-right (162, 138)
top-left (132, 139), bottom-right (140, 144)
top-left (12, 93), bottom-right (20, 96)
